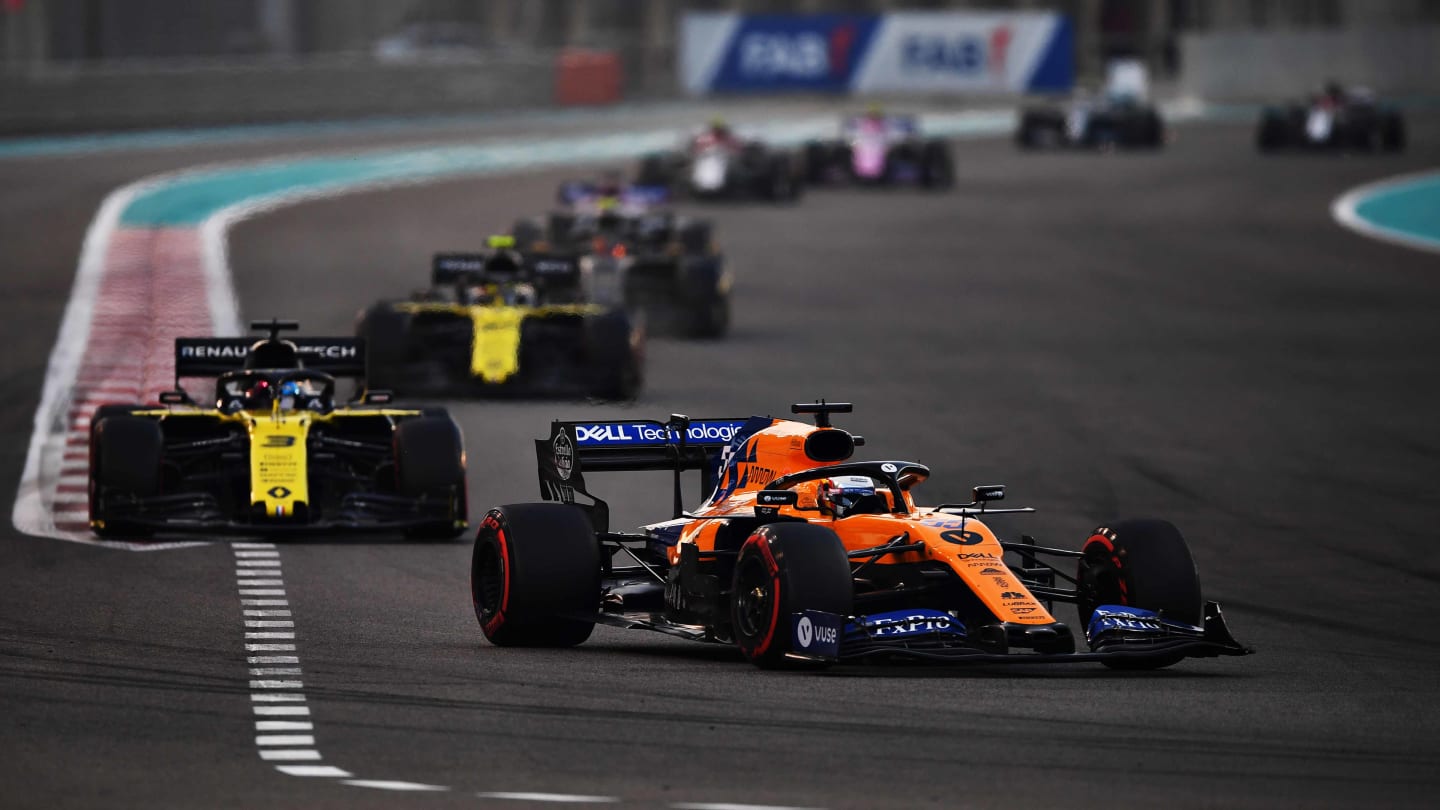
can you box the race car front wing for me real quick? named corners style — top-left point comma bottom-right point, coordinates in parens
top-left (786, 602), bottom-right (1252, 665)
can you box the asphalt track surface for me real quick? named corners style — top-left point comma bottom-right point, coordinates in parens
top-left (4, 113), bottom-right (1440, 809)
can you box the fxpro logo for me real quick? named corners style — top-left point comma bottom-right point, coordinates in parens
top-left (572, 422), bottom-right (743, 445)
top-left (737, 22), bottom-right (856, 80)
top-left (901, 25), bottom-right (1011, 76)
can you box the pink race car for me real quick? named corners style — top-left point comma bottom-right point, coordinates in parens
top-left (804, 112), bottom-right (954, 189)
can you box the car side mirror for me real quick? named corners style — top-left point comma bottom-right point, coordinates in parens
top-left (755, 489), bottom-right (798, 518)
top-left (363, 390), bottom-right (393, 405)
top-left (972, 484), bottom-right (1005, 503)
top-left (159, 390), bottom-right (191, 405)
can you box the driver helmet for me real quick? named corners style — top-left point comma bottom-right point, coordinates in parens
top-left (278, 380), bottom-right (301, 411)
top-left (708, 116), bottom-right (731, 139)
top-left (817, 475), bottom-right (878, 518)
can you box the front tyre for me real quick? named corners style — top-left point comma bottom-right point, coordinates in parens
top-left (731, 523), bottom-right (852, 669)
top-left (471, 504), bottom-right (600, 647)
top-left (1077, 518), bottom-right (1203, 670)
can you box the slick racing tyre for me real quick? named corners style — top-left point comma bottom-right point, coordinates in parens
top-left (357, 304), bottom-right (410, 390)
top-left (396, 415), bottom-right (467, 539)
top-left (920, 140), bottom-right (955, 189)
top-left (511, 218), bottom-right (544, 251)
top-left (471, 504), bottom-right (599, 647)
top-left (731, 523), bottom-right (853, 669)
top-left (1076, 519), bottom-right (1203, 670)
top-left (636, 154), bottom-right (673, 189)
top-left (680, 258), bottom-right (729, 339)
top-left (765, 155), bottom-right (801, 202)
top-left (585, 311), bottom-right (643, 401)
top-left (89, 410), bottom-right (162, 539)
top-left (1380, 113), bottom-right (1406, 152)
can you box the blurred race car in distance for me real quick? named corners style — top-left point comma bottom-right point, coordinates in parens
top-left (637, 119), bottom-right (802, 202)
top-left (512, 176), bottom-right (731, 338)
top-left (1016, 59), bottom-right (1165, 150)
top-left (804, 110), bottom-right (954, 188)
top-left (358, 239), bottom-right (643, 399)
top-left (470, 400), bottom-right (1251, 670)
top-left (89, 320), bottom-right (467, 539)
top-left (1256, 82), bottom-right (1405, 152)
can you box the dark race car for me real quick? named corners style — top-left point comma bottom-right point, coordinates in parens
top-left (358, 240), bottom-right (644, 400)
top-left (1017, 60), bottom-right (1165, 151)
top-left (636, 120), bottom-right (802, 202)
top-left (1256, 83), bottom-right (1405, 152)
top-left (1016, 95), bottom-right (1165, 150)
top-left (88, 320), bottom-right (467, 539)
top-left (511, 179), bottom-right (730, 338)
top-left (804, 112), bottom-right (954, 188)
top-left (469, 401), bottom-right (1251, 670)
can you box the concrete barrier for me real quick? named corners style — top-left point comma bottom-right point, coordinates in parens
top-left (1180, 27), bottom-right (1440, 102)
top-left (0, 56), bottom-right (560, 135)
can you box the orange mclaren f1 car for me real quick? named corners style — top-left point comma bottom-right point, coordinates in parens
top-left (470, 402), bottom-right (1251, 669)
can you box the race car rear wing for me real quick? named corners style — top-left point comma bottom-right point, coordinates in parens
top-left (432, 251), bottom-right (584, 291)
top-left (535, 415), bottom-right (756, 533)
top-left (173, 336), bottom-right (367, 380)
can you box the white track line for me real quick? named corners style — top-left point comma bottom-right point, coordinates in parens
top-left (231, 541), bottom-right (345, 779)
top-left (477, 793), bottom-right (620, 804)
top-left (1332, 169), bottom-right (1440, 255)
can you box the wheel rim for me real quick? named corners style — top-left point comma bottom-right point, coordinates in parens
top-left (733, 555), bottom-right (775, 640)
top-left (474, 539), bottom-right (505, 617)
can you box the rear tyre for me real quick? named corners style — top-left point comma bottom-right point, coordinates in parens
top-left (1256, 112), bottom-right (1287, 152)
top-left (1076, 518), bottom-right (1202, 670)
top-left (731, 523), bottom-right (853, 669)
top-left (89, 412), bottom-right (162, 539)
top-left (471, 504), bottom-right (599, 647)
top-left (586, 311), bottom-right (643, 400)
top-left (920, 140), bottom-right (954, 189)
top-left (678, 221), bottom-right (712, 256)
top-left (357, 303), bottom-right (411, 391)
top-left (802, 141), bottom-right (829, 184)
top-left (511, 218), bottom-right (544, 251)
top-left (1381, 113), bottom-right (1406, 152)
top-left (396, 415), bottom-right (467, 539)
top-left (680, 258), bottom-right (729, 339)
top-left (636, 154), bottom-right (672, 189)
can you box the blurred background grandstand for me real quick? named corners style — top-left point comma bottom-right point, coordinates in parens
top-left (2, 0), bottom-right (1437, 134)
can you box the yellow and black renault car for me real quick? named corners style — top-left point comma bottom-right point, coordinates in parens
top-left (357, 238), bottom-right (643, 400)
top-left (88, 320), bottom-right (467, 539)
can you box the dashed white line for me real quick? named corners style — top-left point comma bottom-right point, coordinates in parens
top-left (250, 680), bottom-right (304, 690)
top-left (259, 749), bottom-right (322, 761)
top-left (256, 721), bottom-right (312, 732)
top-left (672, 804), bottom-right (825, 810)
top-left (253, 705), bottom-right (310, 716)
top-left (477, 793), bottom-right (619, 804)
top-left (344, 780), bottom-right (450, 792)
top-left (276, 765), bottom-right (352, 778)
top-left (251, 693), bottom-right (305, 702)
top-left (257, 735), bottom-right (315, 747)
top-left (248, 656), bottom-right (299, 664)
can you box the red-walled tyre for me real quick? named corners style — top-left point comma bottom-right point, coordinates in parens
top-left (1077, 518), bottom-right (1203, 670)
top-left (731, 522), bottom-right (852, 669)
top-left (471, 504), bottom-right (599, 647)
